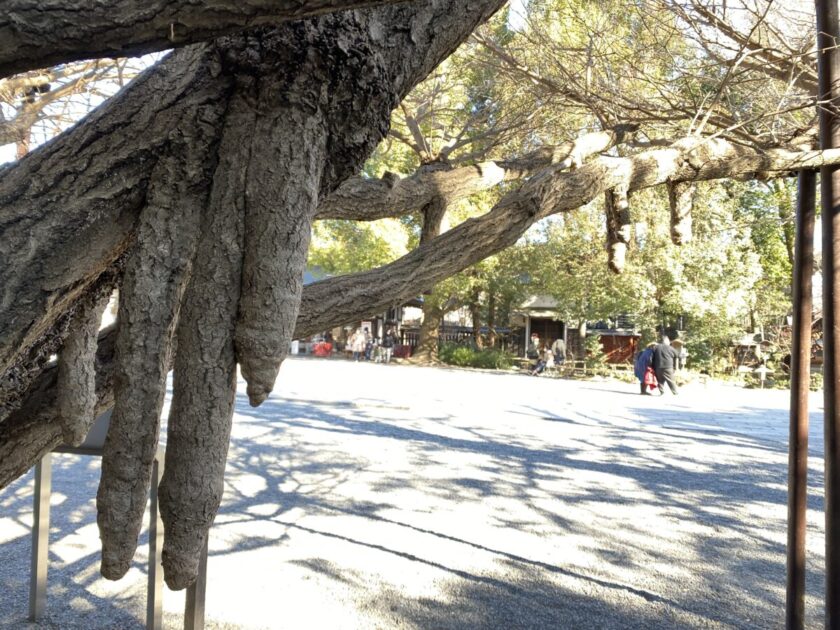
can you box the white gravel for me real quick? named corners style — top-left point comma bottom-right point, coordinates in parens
top-left (0, 358), bottom-right (827, 628)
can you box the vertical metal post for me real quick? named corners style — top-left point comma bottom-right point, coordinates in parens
top-left (184, 536), bottom-right (209, 630)
top-left (787, 170), bottom-right (816, 629)
top-left (146, 455), bottom-right (164, 630)
top-left (29, 454), bottom-right (52, 621)
top-left (816, 0), bottom-right (840, 626)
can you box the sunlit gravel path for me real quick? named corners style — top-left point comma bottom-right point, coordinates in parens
top-left (0, 358), bottom-right (827, 628)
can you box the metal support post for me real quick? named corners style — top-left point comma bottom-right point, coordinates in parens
top-left (147, 455), bottom-right (165, 630)
top-left (184, 536), bottom-right (209, 630)
top-left (29, 454), bottom-right (52, 621)
top-left (816, 0), bottom-right (840, 625)
top-left (787, 170), bottom-right (816, 629)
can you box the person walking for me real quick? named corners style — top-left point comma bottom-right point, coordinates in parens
top-left (381, 328), bottom-right (398, 364)
top-left (350, 328), bottom-right (366, 361)
top-left (652, 336), bottom-right (679, 395)
top-left (634, 342), bottom-right (657, 395)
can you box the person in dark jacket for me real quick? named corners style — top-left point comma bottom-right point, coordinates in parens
top-left (381, 329), bottom-right (398, 364)
top-left (652, 336), bottom-right (679, 395)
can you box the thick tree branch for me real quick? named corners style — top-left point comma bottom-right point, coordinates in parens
top-left (299, 139), bottom-right (840, 335)
top-left (317, 124), bottom-right (639, 220)
top-left (0, 0), bottom-right (411, 78)
top-left (0, 0), bottom-right (505, 393)
top-left (5, 138), bottom-right (840, 490)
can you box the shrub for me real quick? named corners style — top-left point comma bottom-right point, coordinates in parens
top-left (584, 335), bottom-right (609, 376)
top-left (439, 343), bottom-right (514, 370)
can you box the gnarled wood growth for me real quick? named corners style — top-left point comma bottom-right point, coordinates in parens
top-left (56, 293), bottom-right (110, 446)
top-left (668, 180), bottom-right (696, 245)
top-left (2, 1), bottom-right (507, 590)
top-left (606, 184), bottom-right (631, 274)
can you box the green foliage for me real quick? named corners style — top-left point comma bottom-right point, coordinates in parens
top-left (439, 343), bottom-right (515, 369)
top-left (584, 335), bottom-right (609, 374)
top-left (308, 218), bottom-right (410, 274)
top-left (308, 0), bottom-right (803, 373)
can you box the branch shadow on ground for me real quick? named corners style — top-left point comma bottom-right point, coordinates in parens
top-left (0, 386), bottom-right (827, 629)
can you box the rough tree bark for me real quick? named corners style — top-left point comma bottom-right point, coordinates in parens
top-left (97, 138), bottom-right (216, 580)
top-left (605, 184), bottom-right (631, 274)
top-left (411, 195), bottom-right (449, 363)
top-left (56, 293), bottom-right (110, 446)
top-left (668, 180), bottom-right (696, 245)
top-left (1, 0), bottom-right (508, 590)
top-left (0, 0), bottom-right (410, 78)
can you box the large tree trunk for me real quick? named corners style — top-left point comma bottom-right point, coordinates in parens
top-left (0, 0), bottom-right (508, 589)
top-left (413, 297), bottom-right (446, 363)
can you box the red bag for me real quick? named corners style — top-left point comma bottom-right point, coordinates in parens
top-left (644, 366), bottom-right (658, 391)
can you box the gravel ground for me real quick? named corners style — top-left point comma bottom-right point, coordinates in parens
top-left (0, 358), bottom-right (828, 629)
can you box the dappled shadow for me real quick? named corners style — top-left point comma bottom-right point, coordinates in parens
top-left (0, 367), bottom-right (827, 628)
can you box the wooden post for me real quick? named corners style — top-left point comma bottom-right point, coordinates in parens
top-left (184, 536), bottom-right (209, 630)
top-left (786, 170), bottom-right (815, 629)
top-left (816, 0), bottom-right (840, 625)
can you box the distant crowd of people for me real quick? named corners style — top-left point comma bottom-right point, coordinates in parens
top-left (347, 327), bottom-right (399, 363)
top-left (526, 332), bottom-right (566, 376)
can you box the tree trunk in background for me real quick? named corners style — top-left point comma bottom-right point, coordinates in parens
top-left (469, 286), bottom-right (483, 349)
top-left (487, 288), bottom-right (497, 348)
top-left (412, 196), bottom-right (448, 362)
top-left (413, 297), bottom-right (445, 363)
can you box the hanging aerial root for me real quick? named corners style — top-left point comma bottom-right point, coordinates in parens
top-left (234, 106), bottom-right (327, 406)
top-left (605, 184), bottom-right (632, 274)
top-left (56, 293), bottom-right (110, 446)
top-left (668, 180), bottom-right (695, 245)
top-left (158, 96), bottom-right (250, 590)
top-left (97, 146), bottom-right (209, 581)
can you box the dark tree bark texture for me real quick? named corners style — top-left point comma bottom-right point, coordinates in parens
top-left (1, 0), bottom-right (507, 590)
top-left (0, 0), bottom-right (410, 78)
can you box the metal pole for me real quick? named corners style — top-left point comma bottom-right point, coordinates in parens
top-left (184, 535), bottom-right (209, 630)
top-left (29, 454), bottom-right (52, 621)
top-left (787, 170), bottom-right (816, 629)
top-left (816, 0), bottom-right (840, 626)
top-left (147, 455), bottom-right (164, 630)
